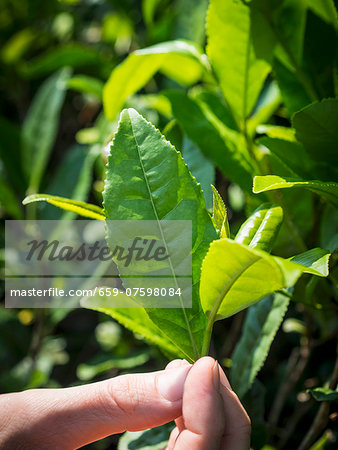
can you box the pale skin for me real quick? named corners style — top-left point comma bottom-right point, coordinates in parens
top-left (0, 357), bottom-right (251, 449)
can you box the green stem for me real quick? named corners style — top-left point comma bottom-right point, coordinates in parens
top-left (201, 318), bottom-right (214, 356)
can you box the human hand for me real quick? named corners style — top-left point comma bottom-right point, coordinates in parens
top-left (0, 357), bottom-right (250, 449)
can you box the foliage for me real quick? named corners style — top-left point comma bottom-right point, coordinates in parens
top-left (1, 0), bottom-right (337, 449)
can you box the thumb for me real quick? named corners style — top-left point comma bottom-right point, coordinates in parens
top-left (0, 362), bottom-right (191, 450)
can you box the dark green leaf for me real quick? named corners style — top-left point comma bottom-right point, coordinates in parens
top-left (41, 145), bottom-right (100, 220)
top-left (21, 44), bottom-right (112, 78)
top-left (258, 137), bottom-right (312, 179)
top-left (165, 90), bottom-right (255, 192)
top-left (0, 176), bottom-right (23, 219)
top-left (235, 203), bottom-right (284, 253)
top-left (118, 423), bottom-right (174, 450)
top-left (293, 98), bottom-right (338, 166)
top-left (309, 387), bottom-right (338, 402)
top-left (22, 68), bottom-right (71, 192)
top-left (182, 137), bottom-right (215, 210)
top-left (231, 292), bottom-right (289, 398)
top-left (306, 0), bottom-right (338, 26)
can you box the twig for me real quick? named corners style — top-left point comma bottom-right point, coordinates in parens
top-left (268, 343), bottom-right (311, 440)
top-left (277, 399), bottom-right (313, 449)
top-left (298, 356), bottom-right (338, 450)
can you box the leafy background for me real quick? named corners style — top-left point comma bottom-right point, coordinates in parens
top-left (0, 0), bottom-right (337, 449)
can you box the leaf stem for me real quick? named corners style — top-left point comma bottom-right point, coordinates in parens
top-left (201, 317), bottom-right (214, 356)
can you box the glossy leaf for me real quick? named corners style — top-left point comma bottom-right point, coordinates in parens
top-left (293, 98), bottom-right (338, 166)
top-left (309, 387), bottom-right (338, 402)
top-left (103, 40), bottom-right (207, 120)
top-left (211, 185), bottom-right (230, 238)
top-left (22, 68), bottom-right (71, 192)
top-left (253, 176), bottom-right (338, 208)
top-left (103, 108), bottom-right (217, 360)
top-left (22, 194), bottom-right (105, 220)
top-left (235, 204), bottom-right (284, 253)
top-left (200, 238), bottom-right (307, 321)
top-left (231, 292), bottom-right (290, 398)
top-left (290, 248), bottom-right (330, 277)
top-left (206, 0), bottom-right (271, 120)
top-left (165, 90), bottom-right (255, 192)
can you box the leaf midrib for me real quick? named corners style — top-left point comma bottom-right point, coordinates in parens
top-left (129, 114), bottom-right (198, 359)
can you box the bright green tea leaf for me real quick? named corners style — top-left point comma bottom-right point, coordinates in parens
top-left (22, 68), bottom-right (71, 192)
top-left (253, 175), bottom-right (338, 207)
top-left (231, 292), bottom-right (290, 398)
top-left (103, 108), bottom-right (217, 360)
top-left (206, 0), bottom-right (271, 120)
top-left (290, 248), bottom-right (330, 277)
top-left (200, 239), bottom-right (304, 321)
top-left (22, 194), bottom-right (105, 220)
top-left (211, 185), bottom-right (230, 238)
top-left (103, 40), bottom-right (207, 120)
top-left (235, 204), bottom-right (284, 253)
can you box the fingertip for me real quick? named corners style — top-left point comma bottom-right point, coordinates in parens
top-left (165, 359), bottom-right (191, 370)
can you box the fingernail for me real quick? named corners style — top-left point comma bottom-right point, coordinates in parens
top-left (157, 364), bottom-right (191, 402)
top-left (212, 360), bottom-right (220, 390)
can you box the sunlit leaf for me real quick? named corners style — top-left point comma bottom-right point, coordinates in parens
top-left (253, 175), bottom-right (338, 208)
top-left (22, 194), bottom-right (105, 220)
top-left (103, 40), bottom-right (207, 120)
top-left (206, 0), bottom-right (271, 120)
